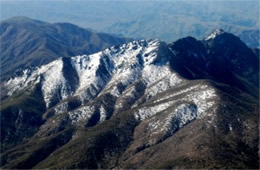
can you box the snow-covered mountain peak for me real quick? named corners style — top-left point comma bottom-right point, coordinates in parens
top-left (3, 39), bottom-right (173, 109)
top-left (1, 28), bottom-right (259, 169)
top-left (204, 28), bottom-right (225, 40)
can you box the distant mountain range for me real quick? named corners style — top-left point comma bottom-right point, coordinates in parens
top-left (1, 1), bottom-right (259, 47)
top-left (102, 1), bottom-right (259, 48)
top-left (1, 28), bottom-right (259, 169)
top-left (0, 17), bottom-right (131, 80)
top-left (104, 15), bottom-right (260, 48)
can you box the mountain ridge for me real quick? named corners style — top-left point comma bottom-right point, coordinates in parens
top-left (0, 30), bottom-right (259, 169)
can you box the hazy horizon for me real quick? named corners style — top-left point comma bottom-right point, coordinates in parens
top-left (1, 0), bottom-right (259, 43)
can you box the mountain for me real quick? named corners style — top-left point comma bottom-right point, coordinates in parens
top-left (0, 16), bottom-right (131, 80)
top-left (169, 29), bottom-right (259, 97)
top-left (105, 18), bottom-right (260, 48)
top-left (2, 1), bottom-right (259, 48)
top-left (0, 30), bottom-right (259, 169)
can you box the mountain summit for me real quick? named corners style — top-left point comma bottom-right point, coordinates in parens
top-left (169, 29), bottom-right (259, 97)
top-left (204, 28), bottom-right (225, 40)
top-left (0, 30), bottom-right (259, 169)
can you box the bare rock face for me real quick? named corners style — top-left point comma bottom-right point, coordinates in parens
top-left (0, 30), bottom-right (259, 169)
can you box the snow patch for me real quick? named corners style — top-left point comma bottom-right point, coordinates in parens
top-left (54, 102), bottom-right (68, 114)
top-left (134, 101), bottom-right (175, 121)
top-left (69, 106), bottom-right (95, 124)
top-left (99, 105), bottom-right (107, 122)
top-left (204, 28), bottom-right (224, 41)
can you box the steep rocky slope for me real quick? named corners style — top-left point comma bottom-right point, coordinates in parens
top-left (0, 30), bottom-right (259, 169)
